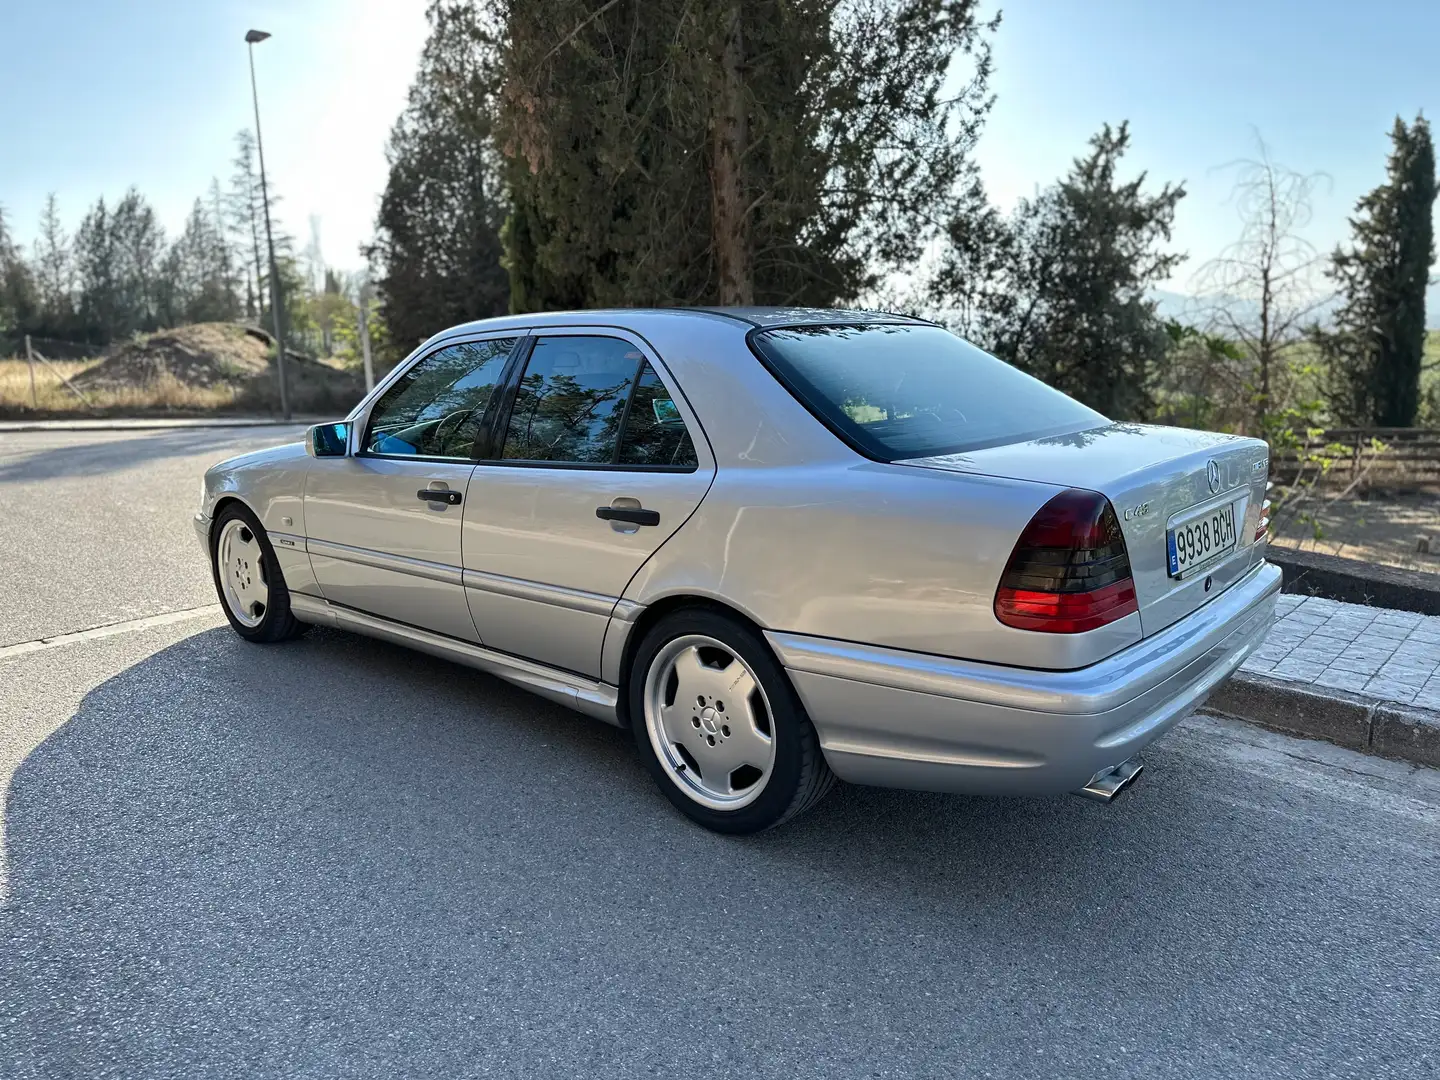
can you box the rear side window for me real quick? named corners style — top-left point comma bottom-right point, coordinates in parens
top-left (749, 324), bottom-right (1104, 460)
top-left (501, 336), bottom-right (641, 463)
top-left (618, 363), bottom-right (698, 467)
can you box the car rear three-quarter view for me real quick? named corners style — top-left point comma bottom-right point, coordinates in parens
top-left (196, 308), bottom-right (1281, 834)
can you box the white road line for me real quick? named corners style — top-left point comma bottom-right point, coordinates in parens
top-left (0, 605), bottom-right (223, 661)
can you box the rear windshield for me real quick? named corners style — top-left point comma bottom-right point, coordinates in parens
top-left (749, 324), bottom-right (1105, 460)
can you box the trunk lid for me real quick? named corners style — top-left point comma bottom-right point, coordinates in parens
top-left (903, 423), bottom-right (1270, 636)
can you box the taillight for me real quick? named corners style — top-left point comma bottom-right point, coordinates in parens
top-left (1255, 497), bottom-right (1271, 541)
top-left (994, 489), bottom-right (1139, 634)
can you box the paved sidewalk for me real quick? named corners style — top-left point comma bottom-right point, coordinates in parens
top-left (1242, 594), bottom-right (1440, 710)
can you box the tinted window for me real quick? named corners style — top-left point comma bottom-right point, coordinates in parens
top-left (365, 338), bottom-right (517, 458)
top-left (749, 324), bottom-right (1105, 460)
top-left (501, 336), bottom-right (641, 463)
top-left (618, 363), bottom-right (699, 467)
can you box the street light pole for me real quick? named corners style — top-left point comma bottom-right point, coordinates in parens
top-left (245, 29), bottom-right (290, 420)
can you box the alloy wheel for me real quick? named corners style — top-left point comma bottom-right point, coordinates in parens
top-left (643, 634), bottom-right (776, 811)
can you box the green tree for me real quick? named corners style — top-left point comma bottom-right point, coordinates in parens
top-left (369, 0), bottom-right (510, 355)
top-left (0, 205), bottom-right (39, 337)
top-left (73, 188), bottom-right (170, 343)
top-left (32, 193), bottom-right (75, 337)
top-left (1315, 114), bottom-right (1436, 427)
top-left (165, 198), bottom-right (241, 325)
top-left (933, 123), bottom-right (1185, 420)
top-left (498, 0), bottom-right (996, 310)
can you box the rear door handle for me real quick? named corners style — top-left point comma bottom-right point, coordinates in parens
top-left (417, 488), bottom-right (462, 505)
top-left (596, 506), bottom-right (660, 526)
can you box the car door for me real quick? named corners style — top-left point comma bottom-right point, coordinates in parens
top-left (304, 334), bottom-right (521, 643)
top-left (462, 330), bottom-right (715, 677)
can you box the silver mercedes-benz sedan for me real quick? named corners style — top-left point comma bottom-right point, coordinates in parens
top-left (196, 307), bottom-right (1280, 833)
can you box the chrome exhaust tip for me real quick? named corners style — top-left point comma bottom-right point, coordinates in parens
top-left (1074, 756), bottom-right (1144, 803)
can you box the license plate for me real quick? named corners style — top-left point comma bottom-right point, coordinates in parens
top-left (1167, 500), bottom-right (1240, 577)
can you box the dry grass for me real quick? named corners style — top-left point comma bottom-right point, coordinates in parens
top-left (0, 356), bottom-right (238, 413)
top-left (0, 323), bottom-right (364, 417)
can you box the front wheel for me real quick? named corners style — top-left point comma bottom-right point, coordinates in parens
top-left (210, 503), bottom-right (307, 643)
top-left (630, 608), bottom-right (835, 834)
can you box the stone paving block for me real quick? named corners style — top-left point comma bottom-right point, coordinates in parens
top-left (1271, 661), bottom-right (1327, 682)
top-left (1329, 655), bottom-right (1384, 676)
top-left (1313, 669), bottom-right (1376, 694)
top-left (1252, 643), bottom-right (1294, 662)
top-left (1373, 607), bottom-right (1424, 622)
top-left (1368, 623), bottom-right (1413, 642)
top-left (1362, 679), bottom-right (1418, 703)
top-left (1376, 661), bottom-right (1436, 681)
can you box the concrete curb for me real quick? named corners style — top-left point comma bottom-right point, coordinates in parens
top-left (1267, 547), bottom-right (1440, 616)
top-left (1203, 671), bottom-right (1440, 768)
top-left (0, 418), bottom-right (325, 433)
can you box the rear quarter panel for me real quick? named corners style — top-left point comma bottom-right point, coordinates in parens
top-left (624, 460), bottom-right (1144, 670)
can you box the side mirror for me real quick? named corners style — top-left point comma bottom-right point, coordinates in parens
top-left (307, 421), bottom-right (351, 458)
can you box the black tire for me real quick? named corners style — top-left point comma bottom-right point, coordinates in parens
top-left (629, 607), bottom-right (836, 834)
top-left (209, 502), bottom-right (308, 644)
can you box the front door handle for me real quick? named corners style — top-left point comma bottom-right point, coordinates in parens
top-left (596, 505), bottom-right (660, 526)
top-left (417, 488), bottom-right (462, 505)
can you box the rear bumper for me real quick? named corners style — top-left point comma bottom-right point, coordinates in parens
top-left (193, 511), bottom-right (210, 555)
top-left (767, 560), bottom-right (1282, 796)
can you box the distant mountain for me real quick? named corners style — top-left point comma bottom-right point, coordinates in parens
top-left (1152, 285), bottom-right (1440, 330)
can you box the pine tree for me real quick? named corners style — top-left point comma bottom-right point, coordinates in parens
top-left (369, 0), bottom-right (510, 354)
top-left (497, 0), bottom-right (996, 310)
top-left (74, 197), bottom-right (118, 342)
top-left (73, 189), bottom-right (170, 342)
top-left (932, 123), bottom-right (1185, 421)
top-left (33, 193), bottom-right (75, 336)
top-left (1316, 115), bottom-right (1436, 427)
top-left (227, 130), bottom-right (267, 321)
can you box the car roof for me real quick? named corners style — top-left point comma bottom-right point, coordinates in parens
top-left (429, 305), bottom-right (933, 344)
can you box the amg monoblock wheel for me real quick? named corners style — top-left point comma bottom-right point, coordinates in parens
top-left (630, 608), bottom-right (835, 834)
top-left (210, 503), bottom-right (306, 644)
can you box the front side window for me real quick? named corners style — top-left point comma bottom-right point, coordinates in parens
top-left (364, 337), bottom-right (517, 458)
top-left (749, 324), bottom-right (1105, 460)
top-left (500, 336), bottom-right (641, 463)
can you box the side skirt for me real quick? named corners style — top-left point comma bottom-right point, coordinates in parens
top-left (288, 593), bottom-right (621, 726)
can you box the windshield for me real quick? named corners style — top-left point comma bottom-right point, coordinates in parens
top-left (749, 323), bottom-right (1107, 460)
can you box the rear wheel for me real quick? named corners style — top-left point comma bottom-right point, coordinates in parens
top-left (630, 608), bottom-right (835, 834)
top-left (210, 503), bottom-right (306, 643)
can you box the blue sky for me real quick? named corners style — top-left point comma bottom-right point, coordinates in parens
top-left (1, 0), bottom-right (1435, 296)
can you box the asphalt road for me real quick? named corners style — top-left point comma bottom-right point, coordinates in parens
top-left (2, 428), bottom-right (1439, 1079)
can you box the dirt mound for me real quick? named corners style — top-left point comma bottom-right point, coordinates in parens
top-left (74, 323), bottom-right (365, 415)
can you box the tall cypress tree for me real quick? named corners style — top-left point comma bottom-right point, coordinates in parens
top-left (369, 0), bottom-right (510, 357)
top-left (1317, 115), bottom-right (1436, 427)
top-left (497, 0), bottom-right (996, 311)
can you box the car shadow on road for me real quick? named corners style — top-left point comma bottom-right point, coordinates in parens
top-left (2, 624), bottom-right (1433, 1077)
